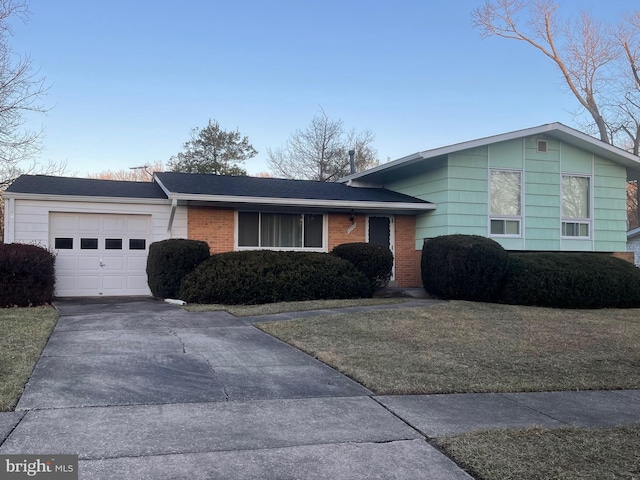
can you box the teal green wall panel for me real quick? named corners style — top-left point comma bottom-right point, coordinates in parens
top-left (561, 143), bottom-right (592, 173)
top-left (488, 139), bottom-right (523, 169)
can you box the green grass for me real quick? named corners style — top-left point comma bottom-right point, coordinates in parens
top-left (185, 297), bottom-right (408, 317)
top-left (0, 307), bottom-right (58, 411)
top-left (256, 301), bottom-right (640, 394)
top-left (436, 425), bottom-right (640, 480)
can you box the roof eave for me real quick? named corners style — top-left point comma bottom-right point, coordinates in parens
top-left (169, 193), bottom-right (435, 212)
top-left (2, 192), bottom-right (170, 204)
top-left (341, 122), bottom-right (640, 182)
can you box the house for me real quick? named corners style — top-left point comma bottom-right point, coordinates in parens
top-left (4, 122), bottom-right (640, 297)
top-left (628, 227), bottom-right (640, 266)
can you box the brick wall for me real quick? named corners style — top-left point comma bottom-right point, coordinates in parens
top-left (394, 215), bottom-right (422, 288)
top-left (327, 213), bottom-right (366, 249)
top-left (187, 206), bottom-right (235, 254)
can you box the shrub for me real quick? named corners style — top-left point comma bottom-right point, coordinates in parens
top-left (332, 242), bottom-right (393, 289)
top-left (0, 243), bottom-right (55, 307)
top-left (497, 252), bottom-right (640, 308)
top-left (179, 250), bottom-right (371, 305)
top-left (146, 239), bottom-right (210, 298)
top-left (421, 234), bottom-right (510, 301)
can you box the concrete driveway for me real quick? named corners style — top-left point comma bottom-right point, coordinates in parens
top-left (0, 298), bottom-right (473, 479)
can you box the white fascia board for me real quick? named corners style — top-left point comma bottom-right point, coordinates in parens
top-left (153, 174), bottom-right (173, 197)
top-left (2, 192), bottom-right (170, 205)
top-left (340, 122), bottom-right (640, 182)
top-left (168, 193), bottom-right (436, 211)
top-left (628, 226), bottom-right (640, 239)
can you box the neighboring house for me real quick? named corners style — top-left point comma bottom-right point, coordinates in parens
top-left (628, 227), bottom-right (640, 267)
top-left (4, 122), bottom-right (640, 297)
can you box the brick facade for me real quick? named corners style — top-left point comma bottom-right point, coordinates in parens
top-left (187, 206), bottom-right (235, 254)
top-left (187, 207), bottom-right (422, 288)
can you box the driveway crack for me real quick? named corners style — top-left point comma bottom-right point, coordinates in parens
top-left (168, 328), bottom-right (229, 402)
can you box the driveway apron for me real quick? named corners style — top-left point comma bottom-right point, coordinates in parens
top-left (0, 299), bottom-right (472, 480)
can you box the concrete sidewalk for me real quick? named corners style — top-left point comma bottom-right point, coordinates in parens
top-left (0, 298), bottom-right (638, 479)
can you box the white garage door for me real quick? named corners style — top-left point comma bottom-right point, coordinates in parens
top-left (50, 213), bottom-right (152, 297)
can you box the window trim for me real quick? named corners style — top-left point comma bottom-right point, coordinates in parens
top-left (560, 174), bottom-right (592, 239)
top-left (235, 211), bottom-right (327, 252)
top-left (488, 168), bottom-right (523, 238)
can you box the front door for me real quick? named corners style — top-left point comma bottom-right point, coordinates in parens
top-left (367, 215), bottom-right (394, 279)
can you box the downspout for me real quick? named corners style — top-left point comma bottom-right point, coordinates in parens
top-left (167, 198), bottom-right (177, 237)
top-left (4, 197), bottom-right (15, 243)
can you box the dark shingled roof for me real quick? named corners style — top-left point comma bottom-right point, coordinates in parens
top-left (6, 175), bottom-right (168, 199)
top-left (155, 172), bottom-right (429, 204)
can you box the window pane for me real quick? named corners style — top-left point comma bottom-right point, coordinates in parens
top-left (562, 176), bottom-right (589, 218)
top-left (304, 214), bottom-right (323, 247)
top-left (80, 238), bottom-right (98, 249)
top-left (105, 238), bottom-right (122, 250)
top-left (505, 220), bottom-right (520, 235)
top-left (129, 239), bottom-right (146, 250)
top-left (238, 212), bottom-right (259, 246)
top-left (260, 213), bottom-right (302, 247)
top-left (54, 237), bottom-right (73, 249)
top-left (490, 170), bottom-right (521, 216)
top-left (490, 219), bottom-right (505, 235)
top-left (562, 222), bottom-right (589, 237)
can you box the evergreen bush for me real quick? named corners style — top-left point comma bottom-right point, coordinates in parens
top-left (146, 239), bottom-right (210, 298)
top-left (421, 234), bottom-right (510, 301)
top-left (497, 252), bottom-right (640, 308)
top-left (179, 250), bottom-right (371, 304)
top-left (0, 243), bottom-right (55, 307)
top-left (332, 242), bottom-right (393, 289)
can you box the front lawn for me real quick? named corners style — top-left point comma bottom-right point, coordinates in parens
top-left (436, 425), bottom-right (640, 480)
top-left (257, 300), bottom-right (640, 479)
top-left (256, 300), bottom-right (640, 394)
top-left (0, 307), bottom-right (58, 411)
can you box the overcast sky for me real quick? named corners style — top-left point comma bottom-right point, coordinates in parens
top-left (11, 0), bottom-right (635, 177)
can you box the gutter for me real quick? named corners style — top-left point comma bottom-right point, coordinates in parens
top-left (167, 198), bottom-right (177, 235)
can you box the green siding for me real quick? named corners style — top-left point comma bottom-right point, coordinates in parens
top-left (385, 135), bottom-right (629, 252)
top-left (488, 139), bottom-right (523, 169)
top-left (561, 143), bottom-right (592, 173)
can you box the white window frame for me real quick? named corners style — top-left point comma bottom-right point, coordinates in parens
top-left (488, 168), bottom-right (523, 238)
top-left (235, 211), bottom-right (327, 252)
top-left (561, 174), bottom-right (592, 239)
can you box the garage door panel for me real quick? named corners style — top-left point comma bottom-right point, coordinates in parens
top-left (50, 213), bottom-right (152, 297)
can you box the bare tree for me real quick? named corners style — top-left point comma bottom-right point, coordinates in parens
top-left (268, 108), bottom-right (379, 181)
top-left (87, 160), bottom-right (164, 182)
top-left (0, 0), bottom-right (49, 187)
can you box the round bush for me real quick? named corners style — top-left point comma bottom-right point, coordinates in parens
top-left (0, 243), bottom-right (55, 307)
top-left (332, 242), bottom-right (393, 289)
top-left (421, 234), bottom-right (510, 301)
top-left (179, 250), bottom-right (371, 305)
top-left (497, 252), bottom-right (640, 308)
top-left (146, 239), bottom-right (210, 298)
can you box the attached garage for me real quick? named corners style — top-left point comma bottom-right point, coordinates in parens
top-left (3, 175), bottom-right (187, 297)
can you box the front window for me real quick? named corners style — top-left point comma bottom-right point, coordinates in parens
top-left (562, 175), bottom-right (590, 238)
top-left (489, 169), bottom-right (522, 236)
top-left (238, 212), bottom-right (324, 249)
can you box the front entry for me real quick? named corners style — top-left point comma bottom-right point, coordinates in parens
top-left (367, 215), bottom-right (395, 280)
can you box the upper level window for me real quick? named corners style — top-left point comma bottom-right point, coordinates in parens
top-left (562, 175), bottom-right (591, 238)
top-left (238, 212), bottom-right (324, 249)
top-left (489, 169), bottom-right (522, 236)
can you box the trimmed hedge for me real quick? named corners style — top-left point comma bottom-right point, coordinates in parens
top-left (421, 234), bottom-right (640, 308)
top-left (0, 243), bottom-right (55, 307)
top-left (146, 239), bottom-right (210, 298)
top-left (421, 235), bottom-right (510, 302)
top-left (179, 250), bottom-right (371, 305)
top-left (332, 242), bottom-right (393, 289)
top-left (497, 252), bottom-right (640, 309)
